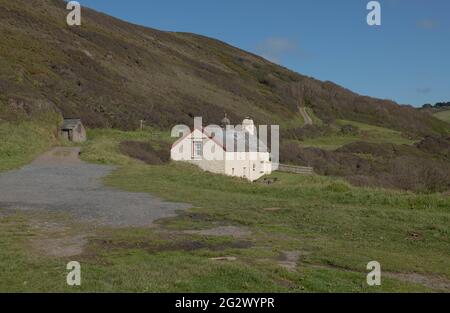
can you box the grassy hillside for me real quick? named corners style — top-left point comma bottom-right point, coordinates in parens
top-left (0, 112), bottom-right (60, 172)
top-left (0, 1), bottom-right (448, 293)
top-left (0, 0), bottom-right (448, 138)
top-left (434, 110), bottom-right (450, 124)
top-left (300, 120), bottom-right (416, 150)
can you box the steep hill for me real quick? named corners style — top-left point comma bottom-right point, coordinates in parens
top-left (0, 0), bottom-right (448, 137)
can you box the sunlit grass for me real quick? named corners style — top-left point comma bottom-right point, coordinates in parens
top-left (434, 110), bottom-right (450, 124)
top-left (0, 116), bottom-right (59, 172)
top-left (301, 120), bottom-right (416, 150)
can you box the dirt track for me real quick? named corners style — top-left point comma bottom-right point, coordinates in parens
top-left (299, 107), bottom-right (313, 125)
top-left (0, 147), bottom-right (190, 227)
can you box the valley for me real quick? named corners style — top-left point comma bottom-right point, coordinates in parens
top-left (0, 125), bottom-right (449, 292)
top-left (0, 0), bottom-right (449, 293)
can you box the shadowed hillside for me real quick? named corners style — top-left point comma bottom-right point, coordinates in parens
top-left (0, 0), bottom-right (448, 136)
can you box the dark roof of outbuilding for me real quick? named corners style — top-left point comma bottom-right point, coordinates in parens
top-left (61, 118), bottom-right (82, 130)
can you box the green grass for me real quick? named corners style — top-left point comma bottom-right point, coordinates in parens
top-left (301, 120), bottom-right (416, 150)
top-left (0, 127), bottom-right (448, 292)
top-left (81, 128), bottom-right (171, 166)
top-left (434, 110), bottom-right (450, 124)
top-left (280, 107), bottom-right (323, 129)
top-left (96, 129), bottom-right (450, 291)
top-left (0, 116), bottom-right (59, 172)
top-left (82, 129), bottom-right (170, 165)
top-left (0, 207), bottom-right (435, 292)
top-left (281, 115), bottom-right (305, 128)
top-left (306, 108), bottom-right (324, 126)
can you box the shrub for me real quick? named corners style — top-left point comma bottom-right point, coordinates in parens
top-left (324, 182), bottom-right (351, 193)
top-left (340, 124), bottom-right (359, 136)
top-left (119, 140), bottom-right (170, 165)
top-left (281, 141), bottom-right (450, 193)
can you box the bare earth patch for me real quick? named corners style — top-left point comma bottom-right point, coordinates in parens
top-left (385, 272), bottom-right (450, 292)
top-left (183, 226), bottom-right (252, 238)
top-left (31, 234), bottom-right (88, 258)
top-left (90, 236), bottom-right (253, 254)
top-left (311, 264), bottom-right (450, 292)
top-left (33, 147), bottom-right (82, 165)
top-left (209, 257), bottom-right (237, 262)
top-left (262, 208), bottom-right (284, 212)
top-left (25, 214), bottom-right (90, 258)
top-left (277, 251), bottom-right (301, 272)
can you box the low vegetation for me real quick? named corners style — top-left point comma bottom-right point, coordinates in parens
top-left (0, 113), bottom-right (60, 172)
top-left (119, 140), bottom-right (170, 165)
top-left (80, 128), bottom-right (170, 166)
top-left (434, 110), bottom-right (450, 124)
top-left (297, 120), bottom-right (416, 150)
top-left (278, 118), bottom-right (450, 193)
top-left (281, 137), bottom-right (450, 193)
top-left (0, 128), bottom-right (449, 292)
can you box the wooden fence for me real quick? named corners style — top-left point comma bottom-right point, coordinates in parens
top-left (277, 164), bottom-right (314, 175)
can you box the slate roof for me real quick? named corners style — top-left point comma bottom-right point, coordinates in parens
top-left (172, 127), bottom-right (270, 153)
top-left (215, 130), bottom-right (269, 153)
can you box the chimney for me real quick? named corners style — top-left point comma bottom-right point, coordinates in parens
top-left (242, 117), bottom-right (255, 135)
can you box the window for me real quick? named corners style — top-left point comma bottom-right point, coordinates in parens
top-left (253, 164), bottom-right (256, 171)
top-left (193, 141), bottom-right (203, 159)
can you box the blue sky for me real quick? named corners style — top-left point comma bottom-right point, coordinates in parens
top-left (79, 0), bottom-right (450, 107)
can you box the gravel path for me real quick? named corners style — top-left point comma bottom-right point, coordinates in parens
top-left (0, 147), bottom-right (190, 227)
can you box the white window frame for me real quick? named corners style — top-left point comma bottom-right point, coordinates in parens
top-left (192, 141), bottom-right (203, 159)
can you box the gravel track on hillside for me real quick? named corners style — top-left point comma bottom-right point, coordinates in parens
top-left (0, 147), bottom-right (190, 227)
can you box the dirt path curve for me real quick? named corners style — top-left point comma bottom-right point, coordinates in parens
top-left (0, 147), bottom-right (190, 227)
top-left (299, 107), bottom-right (313, 126)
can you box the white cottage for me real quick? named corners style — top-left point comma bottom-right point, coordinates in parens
top-left (171, 118), bottom-right (272, 181)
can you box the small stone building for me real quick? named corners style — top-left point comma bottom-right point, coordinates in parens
top-left (60, 118), bottom-right (87, 143)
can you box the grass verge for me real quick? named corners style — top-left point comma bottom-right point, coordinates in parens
top-left (0, 115), bottom-right (59, 172)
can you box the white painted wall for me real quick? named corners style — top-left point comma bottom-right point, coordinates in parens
top-left (171, 128), bottom-right (272, 182)
top-left (224, 151), bottom-right (271, 181)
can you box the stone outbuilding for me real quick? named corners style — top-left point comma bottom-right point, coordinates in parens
top-left (60, 118), bottom-right (87, 142)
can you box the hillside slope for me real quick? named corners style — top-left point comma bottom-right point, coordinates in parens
top-left (0, 0), bottom-right (448, 136)
top-left (434, 109), bottom-right (450, 124)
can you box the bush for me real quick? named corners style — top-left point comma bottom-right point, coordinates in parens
top-left (325, 182), bottom-right (351, 193)
top-left (281, 125), bottom-right (331, 141)
top-left (280, 141), bottom-right (450, 193)
top-left (415, 135), bottom-right (450, 160)
top-left (340, 124), bottom-right (359, 136)
top-left (119, 140), bottom-right (170, 165)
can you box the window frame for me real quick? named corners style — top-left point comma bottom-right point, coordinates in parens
top-left (192, 141), bottom-right (203, 159)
